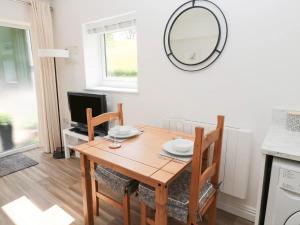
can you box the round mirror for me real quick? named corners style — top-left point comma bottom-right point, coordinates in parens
top-left (169, 8), bottom-right (220, 65)
top-left (164, 0), bottom-right (228, 71)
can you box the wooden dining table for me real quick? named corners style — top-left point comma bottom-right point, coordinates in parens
top-left (73, 125), bottom-right (194, 225)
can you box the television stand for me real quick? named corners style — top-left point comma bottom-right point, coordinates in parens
top-left (63, 127), bottom-right (103, 158)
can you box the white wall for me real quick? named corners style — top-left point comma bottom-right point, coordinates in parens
top-left (52, 0), bottom-right (300, 221)
top-left (0, 0), bottom-right (30, 24)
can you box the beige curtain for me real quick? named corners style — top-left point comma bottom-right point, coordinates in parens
top-left (30, 0), bottom-right (60, 153)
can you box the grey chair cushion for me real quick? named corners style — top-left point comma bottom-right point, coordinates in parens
top-left (138, 170), bottom-right (215, 223)
top-left (94, 165), bottom-right (138, 195)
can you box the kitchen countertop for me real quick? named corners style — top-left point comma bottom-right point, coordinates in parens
top-left (262, 125), bottom-right (300, 162)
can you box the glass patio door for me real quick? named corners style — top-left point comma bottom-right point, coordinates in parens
top-left (0, 25), bottom-right (39, 156)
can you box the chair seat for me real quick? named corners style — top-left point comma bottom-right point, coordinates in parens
top-left (94, 165), bottom-right (138, 195)
top-left (138, 170), bottom-right (215, 223)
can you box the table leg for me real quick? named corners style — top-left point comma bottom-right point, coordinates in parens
top-left (155, 184), bottom-right (168, 225)
top-left (80, 153), bottom-right (94, 225)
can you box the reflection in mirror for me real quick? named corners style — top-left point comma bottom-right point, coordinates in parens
top-left (169, 8), bottom-right (219, 65)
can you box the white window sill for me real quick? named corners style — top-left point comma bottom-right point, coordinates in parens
top-left (85, 86), bottom-right (139, 94)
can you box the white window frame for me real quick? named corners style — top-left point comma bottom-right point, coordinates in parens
top-left (83, 12), bottom-right (138, 93)
top-left (0, 19), bottom-right (39, 158)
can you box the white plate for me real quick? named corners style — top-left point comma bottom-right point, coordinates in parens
top-left (116, 126), bottom-right (131, 135)
top-left (162, 139), bottom-right (194, 156)
top-left (172, 139), bottom-right (194, 152)
top-left (108, 126), bottom-right (140, 139)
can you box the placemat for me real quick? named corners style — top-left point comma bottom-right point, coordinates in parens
top-left (159, 150), bottom-right (192, 162)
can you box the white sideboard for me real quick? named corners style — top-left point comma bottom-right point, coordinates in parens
top-left (63, 128), bottom-right (102, 158)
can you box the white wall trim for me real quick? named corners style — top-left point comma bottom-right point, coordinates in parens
top-left (217, 199), bottom-right (256, 222)
top-left (0, 144), bottom-right (39, 158)
top-left (85, 87), bottom-right (139, 94)
top-left (8, 0), bottom-right (31, 7)
top-left (0, 19), bottom-right (31, 30)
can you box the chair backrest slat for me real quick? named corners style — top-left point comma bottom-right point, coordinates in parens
top-left (188, 115), bottom-right (225, 222)
top-left (86, 103), bottom-right (123, 141)
top-left (91, 112), bottom-right (120, 127)
top-left (201, 128), bottom-right (220, 152)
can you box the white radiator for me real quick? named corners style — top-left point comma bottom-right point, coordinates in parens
top-left (163, 118), bottom-right (252, 199)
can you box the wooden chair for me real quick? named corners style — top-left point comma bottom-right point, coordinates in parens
top-left (139, 115), bottom-right (225, 225)
top-left (86, 103), bottom-right (138, 225)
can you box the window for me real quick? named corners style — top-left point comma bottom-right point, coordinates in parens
top-left (105, 30), bottom-right (137, 78)
top-left (83, 12), bottom-right (138, 92)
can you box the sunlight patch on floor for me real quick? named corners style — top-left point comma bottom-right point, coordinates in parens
top-left (1, 196), bottom-right (74, 225)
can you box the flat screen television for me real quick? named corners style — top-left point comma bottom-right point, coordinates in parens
top-left (67, 92), bottom-right (108, 135)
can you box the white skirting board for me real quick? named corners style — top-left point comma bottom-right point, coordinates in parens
top-left (217, 197), bottom-right (256, 222)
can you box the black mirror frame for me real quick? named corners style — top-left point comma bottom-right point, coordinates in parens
top-left (164, 0), bottom-right (228, 72)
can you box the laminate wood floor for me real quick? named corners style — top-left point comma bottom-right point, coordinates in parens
top-left (0, 149), bottom-right (254, 225)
